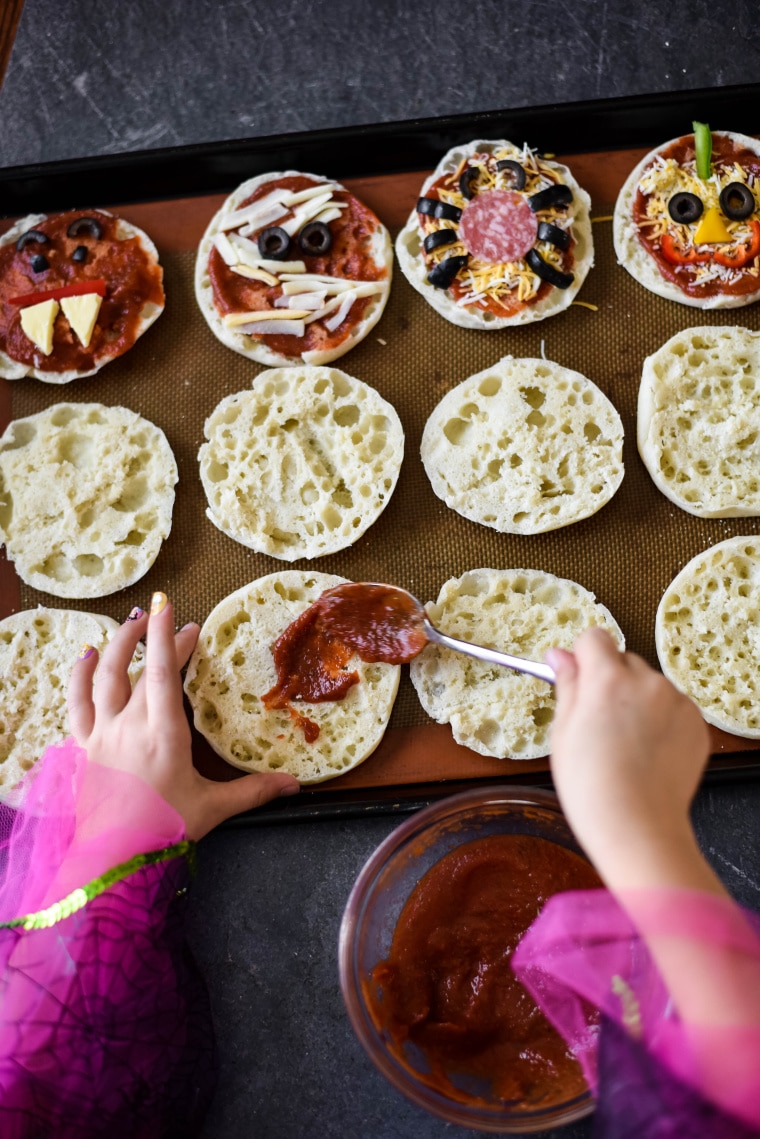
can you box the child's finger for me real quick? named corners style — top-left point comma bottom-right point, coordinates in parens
top-left (196, 771), bottom-right (300, 837)
top-left (175, 622), bottom-right (200, 670)
top-left (68, 643), bottom-right (100, 742)
top-left (92, 609), bottom-right (149, 718)
top-left (145, 593), bottom-right (186, 724)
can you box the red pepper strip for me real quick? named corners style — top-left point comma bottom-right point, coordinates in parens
top-left (714, 220), bottom-right (760, 268)
top-left (659, 234), bottom-right (711, 266)
top-left (8, 279), bottom-right (107, 306)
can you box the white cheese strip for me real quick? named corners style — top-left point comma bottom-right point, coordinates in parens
top-left (280, 193), bottom-right (335, 236)
top-left (214, 232), bottom-right (238, 266)
top-left (218, 190), bottom-right (289, 231)
top-left (311, 207), bottom-right (344, 226)
top-left (230, 264), bottom-right (280, 285)
top-left (60, 293), bottom-right (102, 348)
top-left (239, 319), bottom-right (305, 337)
top-left (235, 203), bottom-right (289, 236)
top-left (280, 277), bottom-right (355, 295)
top-left (303, 281), bottom-right (386, 325)
top-left (227, 234), bottom-right (306, 273)
top-left (282, 183), bottom-right (341, 206)
top-left (19, 298), bottom-right (59, 355)
top-left (324, 290), bottom-right (357, 331)
top-left (274, 291), bottom-right (326, 309)
top-left (223, 309), bottom-right (311, 327)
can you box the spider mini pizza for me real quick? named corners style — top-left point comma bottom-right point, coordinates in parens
top-left (614, 124), bottom-right (760, 309)
top-left (395, 139), bottom-right (594, 328)
top-left (0, 209), bottom-right (164, 382)
top-left (195, 171), bottom-right (393, 366)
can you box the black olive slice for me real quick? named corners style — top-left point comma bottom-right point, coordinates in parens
top-left (459, 167), bottom-right (479, 200)
top-left (427, 255), bottom-right (468, 289)
top-left (67, 217), bottom-right (104, 240)
top-left (537, 221), bottom-right (571, 251)
top-left (257, 226), bottom-right (291, 260)
top-left (72, 245), bottom-right (88, 263)
top-left (417, 197), bottom-right (462, 223)
top-left (15, 229), bottom-right (49, 252)
top-left (495, 159), bottom-right (527, 191)
top-left (667, 192), bottom-right (704, 224)
top-left (527, 184), bottom-right (573, 213)
top-left (525, 249), bottom-right (574, 289)
top-left (30, 254), bottom-right (49, 273)
top-left (298, 221), bottom-right (333, 257)
top-left (719, 182), bottom-right (756, 221)
top-left (423, 229), bottom-right (458, 254)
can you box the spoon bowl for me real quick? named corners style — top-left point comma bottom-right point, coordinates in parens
top-left (317, 582), bottom-right (556, 685)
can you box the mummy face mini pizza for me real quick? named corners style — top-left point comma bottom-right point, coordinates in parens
top-left (195, 171), bottom-right (393, 366)
top-left (0, 209), bottom-right (164, 382)
top-left (614, 124), bottom-right (760, 308)
top-left (395, 139), bottom-right (594, 328)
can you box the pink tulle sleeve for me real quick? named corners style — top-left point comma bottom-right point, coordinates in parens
top-left (0, 739), bottom-right (216, 1139)
top-left (512, 886), bottom-right (760, 1135)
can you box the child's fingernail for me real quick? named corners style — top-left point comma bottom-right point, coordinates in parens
top-left (179, 622), bottom-right (196, 632)
top-left (78, 644), bottom-right (96, 660)
top-left (150, 592), bottom-right (168, 615)
top-left (127, 606), bottom-right (144, 621)
top-left (279, 781), bottom-right (300, 797)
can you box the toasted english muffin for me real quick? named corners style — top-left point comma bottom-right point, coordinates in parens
top-left (638, 326), bottom-right (760, 517)
top-left (198, 366), bottom-right (404, 560)
top-left (195, 170), bottom-right (392, 366)
top-left (410, 568), bottom-right (624, 759)
top-left (656, 537), bottom-right (760, 737)
top-left (0, 402), bottom-right (178, 598)
top-left (421, 356), bottom-right (624, 534)
top-left (0, 209), bottom-right (164, 383)
top-left (395, 139), bottom-right (593, 329)
top-left (184, 572), bottom-right (400, 784)
top-left (613, 130), bottom-right (760, 309)
top-left (0, 607), bottom-right (144, 800)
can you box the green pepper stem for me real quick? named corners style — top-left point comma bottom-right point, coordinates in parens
top-left (693, 121), bottom-right (712, 181)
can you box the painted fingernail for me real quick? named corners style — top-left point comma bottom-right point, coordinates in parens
top-left (150, 592), bottom-right (168, 615)
top-left (78, 644), bottom-right (95, 660)
top-left (127, 606), bottom-right (144, 621)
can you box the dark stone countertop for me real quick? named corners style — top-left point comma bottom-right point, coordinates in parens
top-left (2, 3), bottom-right (760, 1136)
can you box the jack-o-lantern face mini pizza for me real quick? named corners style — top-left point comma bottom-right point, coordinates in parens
top-left (395, 139), bottom-right (594, 328)
top-left (614, 123), bottom-right (760, 309)
top-left (0, 209), bottom-right (165, 383)
top-left (195, 171), bottom-right (393, 366)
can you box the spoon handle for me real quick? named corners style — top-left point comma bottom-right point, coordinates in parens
top-left (423, 621), bottom-right (556, 685)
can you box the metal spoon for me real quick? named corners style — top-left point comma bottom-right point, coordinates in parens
top-left (318, 582), bottom-right (556, 685)
top-left (415, 599), bottom-right (556, 686)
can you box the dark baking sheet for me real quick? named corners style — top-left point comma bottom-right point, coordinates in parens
top-left (2, 84), bottom-right (760, 825)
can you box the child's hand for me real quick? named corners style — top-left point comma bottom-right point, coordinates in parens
top-left (68, 592), bottom-right (299, 840)
top-left (546, 628), bottom-right (710, 889)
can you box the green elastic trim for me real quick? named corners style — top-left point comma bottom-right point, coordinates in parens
top-left (0, 840), bottom-right (196, 931)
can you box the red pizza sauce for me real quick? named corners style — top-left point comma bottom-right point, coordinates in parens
top-left (0, 209), bottom-right (164, 373)
top-left (421, 156), bottom-right (569, 317)
top-left (633, 133), bottom-right (760, 299)
top-left (207, 175), bottom-right (387, 357)
top-left (367, 833), bottom-right (601, 1108)
top-left (262, 583), bottom-right (426, 741)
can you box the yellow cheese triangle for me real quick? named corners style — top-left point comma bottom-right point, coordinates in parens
top-left (694, 206), bottom-right (732, 245)
top-left (60, 293), bottom-right (102, 348)
top-left (19, 298), bottom-right (60, 355)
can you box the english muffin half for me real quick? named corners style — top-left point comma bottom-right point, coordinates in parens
top-left (656, 536), bottom-right (760, 737)
top-left (410, 568), bottom-right (624, 759)
top-left (184, 572), bottom-right (400, 784)
top-left (421, 356), bottom-right (624, 534)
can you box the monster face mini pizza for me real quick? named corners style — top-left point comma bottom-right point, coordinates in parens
top-left (0, 210), bottom-right (165, 383)
top-left (195, 171), bottom-right (393, 366)
top-left (395, 139), bottom-right (594, 329)
top-left (614, 124), bottom-right (760, 309)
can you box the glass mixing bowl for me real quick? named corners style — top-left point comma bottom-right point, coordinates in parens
top-left (339, 785), bottom-right (597, 1133)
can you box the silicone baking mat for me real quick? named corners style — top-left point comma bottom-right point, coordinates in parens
top-left (2, 90), bottom-right (760, 818)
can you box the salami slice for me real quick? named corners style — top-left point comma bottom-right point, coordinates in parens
top-left (459, 190), bottom-right (538, 263)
